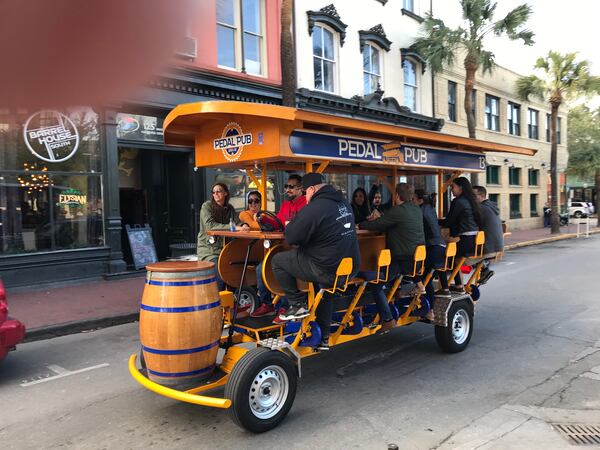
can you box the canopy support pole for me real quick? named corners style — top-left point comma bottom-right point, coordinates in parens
top-left (315, 160), bottom-right (329, 173)
top-left (305, 159), bottom-right (313, 173)
top-left (261, 163), bottom-right (268, 210)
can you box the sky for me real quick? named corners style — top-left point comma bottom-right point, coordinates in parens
top-left (433, 0), bottom-right (600, 75)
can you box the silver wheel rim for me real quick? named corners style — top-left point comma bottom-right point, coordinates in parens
top-left (248, 365), bottom-right (289, 419)
top-left (238, 291), bottom-right (255, 312)
top-left (451, 309), bottom-right (470, 345)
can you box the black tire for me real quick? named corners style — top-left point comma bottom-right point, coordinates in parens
top-left (434, 300), bottom-right (474, 353)
top-left (574, 211), bottom-right (583, 218)
top-left (237, 286), bottom-right (259, 313)
top-left (225, 347), bottom-right (298, 433)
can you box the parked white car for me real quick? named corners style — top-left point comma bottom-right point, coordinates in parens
top-left (568, 201), bottom-right (590, 218)
top-left (586, 202), bottom-right (595, 215)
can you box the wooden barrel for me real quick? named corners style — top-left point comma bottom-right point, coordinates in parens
top-left (140, 261), bottom-right (222, 385)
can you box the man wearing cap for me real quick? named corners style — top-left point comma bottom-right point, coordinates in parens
top-left (272, 173), bottom-right (360, 350)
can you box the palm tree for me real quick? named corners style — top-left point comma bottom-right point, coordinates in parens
top-left (280, 0), bottom-right (296, 107)
top-left (413, 0), bottom-right (534, 139)
top-left (516, 51), bottom-right (600, 234)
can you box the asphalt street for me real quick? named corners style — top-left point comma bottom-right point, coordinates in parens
top-left (1, 236), bottom-right (600, 449)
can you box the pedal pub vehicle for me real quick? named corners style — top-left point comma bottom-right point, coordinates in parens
top-left (128, 101), bottom-right (534, 432)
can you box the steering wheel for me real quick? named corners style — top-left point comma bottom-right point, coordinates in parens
top-left (257, 210), bottom-right (284, 232)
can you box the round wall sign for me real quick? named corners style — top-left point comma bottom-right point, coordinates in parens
top-left (23, 110), bottom-right (80, 163)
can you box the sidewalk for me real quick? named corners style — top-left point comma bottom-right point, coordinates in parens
top-left (7, 220), bottom-right (600, 342)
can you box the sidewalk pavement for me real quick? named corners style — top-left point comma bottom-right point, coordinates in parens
top-left (6, 219), bottom-right (600, 342)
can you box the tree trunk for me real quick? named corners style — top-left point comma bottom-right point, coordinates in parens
top-left (280, 0), bottom-right (296, 107)
top-left (596, 168), bottom-right (600, 227)
top-left (550, 103), bottom-right (561, 234)
top-left (463, 55), bottom-right (477, 139)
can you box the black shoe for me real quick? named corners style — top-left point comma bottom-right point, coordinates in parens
top-left (449, 285), bottom-right (465, 294)
top-left (478, 269), bottom-right (495, 285)
top-left (435, 288), bottom-right (451, 298)
top-left (278, 304), bottom-right (310, 321)
top-left (315, 338), bottom-right (329, 351)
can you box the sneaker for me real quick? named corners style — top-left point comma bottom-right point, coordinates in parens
top-left (272, 308), bottom-right (287, 324)
top-left (435, 288), bottom-right (451, 298)
top-left (449, 285), bottom-right (465, 294)
top-left (378, 319), bottom-right (396, 335)
top-left (315, 337), bottom-right (329, 351)
top-left (278, 304), bottom-right (310, 321)
top-left (478, 269), bottom-right (495, 285)
top-left (250, 303), bottom-right (275, 318)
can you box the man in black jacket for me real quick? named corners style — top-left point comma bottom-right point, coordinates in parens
top-left (272, 173), bottom-right (360, 349)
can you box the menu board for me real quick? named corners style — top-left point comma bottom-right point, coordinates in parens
top-left (125, 224), bottom-right (158, 270)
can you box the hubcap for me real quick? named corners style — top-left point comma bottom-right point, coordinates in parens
top-left (248, 365), bottom-right (289, 419)
top-left (238, 291), bottom-right (254, 312)
top-left (451, 309), bottom-right (470, 345)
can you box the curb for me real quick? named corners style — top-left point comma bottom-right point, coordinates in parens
top-left (24, 312), bottom-right (139, 343)
top-left (505, 228), bottom-right (600, 251)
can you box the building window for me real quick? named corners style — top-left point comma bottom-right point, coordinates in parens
top-left (557, 117), bottom-right (562, 144)
top-left (471, 89), bottom-right (477, 117)
top-left (485, 94), bottom-right (500, 131)
top-left (0, 108), bottom-right (104, 255)
top-left (530, 194), bottom-right (538, 216)
top-left (448, 81), bottom-right (457, 122)
top-left (217, 0), bottom-right (264, 75)
top-left (509, 167), bottom-right (521, 186)
top-left (313, 24), bottom-right (337, 93)
top-left (363, 43), bottom-right (382, 95)
top-left (489, 193), bottom-right (499, 206)
top-left (507, 102), bottom-right (520, 136)
top-left (403, 0), bottom-right (414, 11)
top-left (528, 168), bottom-right (539, 186)
top-left (510, 194), bottom-right (522, 219)
top-left (403, 59), bottom-right (418, 111)
top-left (486, 165), bottom-right (500, 185)
top-left (528, 108), bottom-right (539, 139)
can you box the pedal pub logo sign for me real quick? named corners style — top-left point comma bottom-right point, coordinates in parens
top-left (213, 122), bottom-right (252, 162)
top-left (23, 110), bottom-right (80, 163)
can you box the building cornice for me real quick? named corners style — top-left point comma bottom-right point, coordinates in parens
top-left (296, 88), bottom-right (444, 131)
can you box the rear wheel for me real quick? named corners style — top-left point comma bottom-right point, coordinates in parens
top-left (225, 347), bottom-right (297, 433)
top-left (435, 301), bottom-right (473, 353)
top-left (574, 211), bottom-right (583, 218)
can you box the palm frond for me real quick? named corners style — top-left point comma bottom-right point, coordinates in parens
top-left (412, 15), bottom-right (464, 73)
top-left (515, 75), bottom-right (545, 101)
top-left (493, 3), bottom-right (534, 44)
top-left (478, 50), bottom-right (495, 75)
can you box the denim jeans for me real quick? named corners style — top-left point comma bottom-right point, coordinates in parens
top-left (256, 262), bottom-right (289, 309)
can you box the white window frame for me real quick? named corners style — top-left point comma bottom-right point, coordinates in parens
top-left (312, 23), bottom-right (339, 94)
top-left (485, 94), bottom-right (500, 131)
top-left (216, 0), bottom-right (266, 76)
top-left (403, 59), bottom-right (419, 112)
top-left (362, 43), bottom-right (383, 95)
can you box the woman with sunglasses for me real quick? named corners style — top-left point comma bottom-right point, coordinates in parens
top-left (197, 182), bottom-right (246, 288)
top-left (239, 191), bottom-right (262, 230)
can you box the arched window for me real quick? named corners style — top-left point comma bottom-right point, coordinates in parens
top-left (363, 43), bottom-right (382, 94)
top-left (403, 59), bottom-right (418, 111)
top-left (313, 25), bottom-right (337, 93)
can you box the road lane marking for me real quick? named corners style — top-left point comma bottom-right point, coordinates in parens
top-left (20, 363), bottom-right (110, 387)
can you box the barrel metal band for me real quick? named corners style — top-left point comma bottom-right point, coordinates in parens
top-left (147, 364), bottom-right (216, 378)
top-left (145, 277), bottom-right (217, 286)
top-left (140, 300), bottom-right (221, 313)
top-left (142, 340), bottom-right (220, 355)
top-left (147, 270), bottom-right (215, 281)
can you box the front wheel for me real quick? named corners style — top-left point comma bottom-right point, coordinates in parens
top-left (574, 211), bottom-right (583, 218)
top-left (225, 347), bottom-right (298, 433)
top-left (435, 301), bottom-right (474, 353)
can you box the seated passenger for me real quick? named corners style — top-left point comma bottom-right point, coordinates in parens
top-left (413, 189), bottom-right (450, 320)
top-left (351, 187), bottom-right (372, 223)
top-left (250, 174), bottom-right (306, 322)
top-left (369, 187), bottom-right (385, 215)
top-left (273, 173), bottom-right (360, 350)
top-left (473, 185), bottom-right (504, 284)
top-left (358, 183), bottom-right (425, 333)
top-left (197, 182), bottom-right (247, 290)
top-left (238, 191), bottom-right (262, 230)
top-left (439, 177), bottom-right (482, 293)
